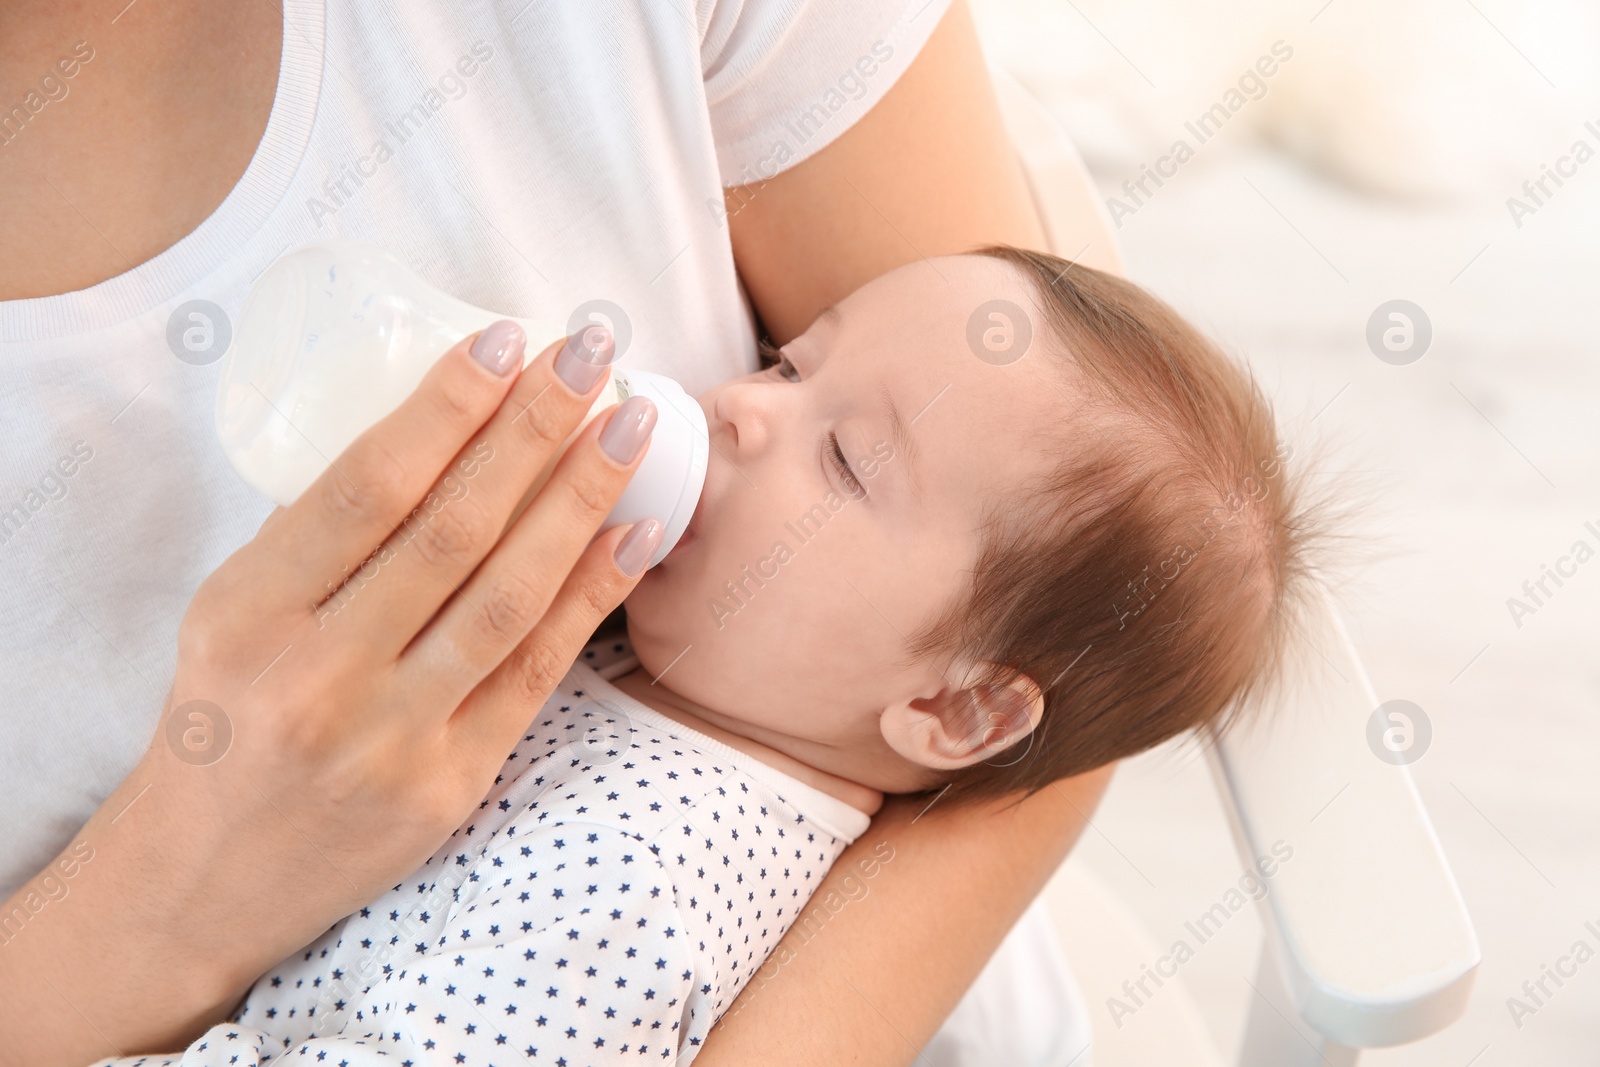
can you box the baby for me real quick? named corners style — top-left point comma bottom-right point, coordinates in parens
top-left (101, 249), bottom-right (1313, 1066)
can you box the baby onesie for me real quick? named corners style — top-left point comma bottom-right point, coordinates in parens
top-left (97, 643), bottom-right (869, 1066)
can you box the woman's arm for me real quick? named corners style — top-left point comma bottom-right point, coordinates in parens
top-left (726, 0), bottom-right (1121, 343)
top-left (706, 2), bottom-right (1121, 1061)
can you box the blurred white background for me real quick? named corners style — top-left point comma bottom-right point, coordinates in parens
top-left (970, 0), bottom-right (1600, 1063)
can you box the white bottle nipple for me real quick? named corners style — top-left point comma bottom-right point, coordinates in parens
top-left (214, 240), bottom-right (706, 569)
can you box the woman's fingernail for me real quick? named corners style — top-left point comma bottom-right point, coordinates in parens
top-left (471, 320), bottom-right (526, 376)
top-left (599, 396), bottom-right (657, 464)
top-left (555, 325), bottom-right (616, 394)
top-left (614, 518), bottom-right (664, 577)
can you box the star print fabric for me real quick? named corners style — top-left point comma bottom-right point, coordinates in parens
top-left (91, 659), bottom-right (869, 1067)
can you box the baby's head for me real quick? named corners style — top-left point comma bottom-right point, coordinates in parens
top-left (624, 248), bottom-right (1318, 799)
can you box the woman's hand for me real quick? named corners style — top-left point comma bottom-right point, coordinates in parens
top-left (0, 322), bottom-right (664, 1067)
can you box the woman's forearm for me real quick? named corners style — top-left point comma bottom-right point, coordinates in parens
top-left (696, 764), bottom-right (1115, 1065)
top-left (0, 777), bottom-right (251, 1066)
top-left (727, 0), bottom-right (1055, 345)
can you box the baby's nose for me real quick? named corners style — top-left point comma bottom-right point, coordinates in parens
top-left (712, 381), bottom-right (777, 454)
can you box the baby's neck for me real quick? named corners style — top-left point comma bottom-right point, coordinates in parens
top-left (607, 667), bottom-right (885, 817)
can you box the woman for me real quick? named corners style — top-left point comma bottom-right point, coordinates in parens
top-left (0, 1), bottom-right (1118, 1063)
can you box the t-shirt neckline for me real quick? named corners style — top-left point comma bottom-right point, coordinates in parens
top-left (571, 661), bottom-right (875, 844)
top-left (0, 0), bottom-right (325, 344)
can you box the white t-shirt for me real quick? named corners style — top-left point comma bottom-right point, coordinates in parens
top-left (0, 0), bottom-right (951, 898)
top-left (87, 652), bottom-right (872, 1066)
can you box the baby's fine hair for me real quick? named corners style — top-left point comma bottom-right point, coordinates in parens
top-left (913, 246), bottom-right (1327, 802)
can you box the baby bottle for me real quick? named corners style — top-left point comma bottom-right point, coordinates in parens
top-left (214, 240), bottom-right (706, 569)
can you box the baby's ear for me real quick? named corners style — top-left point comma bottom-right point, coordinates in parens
top-left (879, 667), bottom-right (1045, 772)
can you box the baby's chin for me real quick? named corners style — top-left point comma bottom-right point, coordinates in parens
top-left (622, 554), bottom-right (693, 649)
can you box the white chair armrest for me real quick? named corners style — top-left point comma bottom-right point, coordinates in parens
top-left (988, 52), bottom-right (1479, 1050)
top-left (1207, 585), bottom-right (1481, 1047)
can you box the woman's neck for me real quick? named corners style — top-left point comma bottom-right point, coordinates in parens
top-left (607, 667), bottom-right (886, 818)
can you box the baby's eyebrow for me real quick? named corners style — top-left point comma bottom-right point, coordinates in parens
top-left (880, 384), bottom-right (920, 500)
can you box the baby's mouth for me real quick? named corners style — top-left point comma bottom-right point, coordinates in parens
top-left (664, 400), bottom-right (715, 564)
top-left (665, 498), bottom-right (701, 560)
